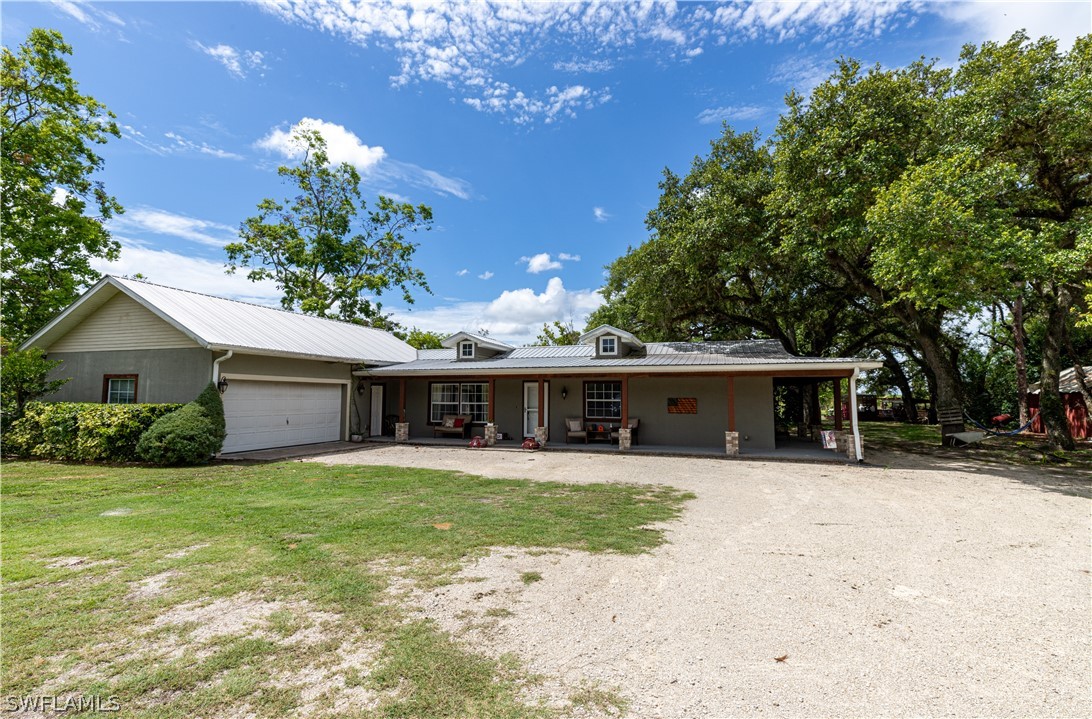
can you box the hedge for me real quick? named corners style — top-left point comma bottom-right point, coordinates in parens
top-left (4, 402), bottom-right (184, 461)
top-left (136, 383), bottom-right (226, 466)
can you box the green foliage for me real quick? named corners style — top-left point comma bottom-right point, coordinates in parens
top-left (0, 346), bottom-right (70, 426)
top-left (137, 384), bottom-right (225, 465)
top-left (4, 402), bottom-right (182, 461)
top-left (532, 319), bottom-right (581, 346)
top-left (402, 327), bottom-right (446, 349)
top-left (1, 28), bottom-right (123, 343)
top-left (226, 127), bottom-right (433, 324)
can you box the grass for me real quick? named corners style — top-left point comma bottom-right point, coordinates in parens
top-left (1, 460), bottom-right (693, 718)
top-left (519, 571), bottom-right (543, 585)
top-left (859, 421), bottom-right (1092, 471)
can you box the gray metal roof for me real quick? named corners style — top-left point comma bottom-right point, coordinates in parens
top-left (372, 339), bottom-right (880, 375)
top-left (23, 276), bottom-right (417, 365)
top-left (1029, 366), bottom-right (1091, 394)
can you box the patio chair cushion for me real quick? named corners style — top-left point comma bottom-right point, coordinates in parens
top-left (442, 417), bottom-right (455, 428)
top-left (453, 418), bottom-right (465, 428)
top-left (566, 418), bottom-right (583, 432)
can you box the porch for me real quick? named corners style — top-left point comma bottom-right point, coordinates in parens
top-left (363, 434), bottom-right (847, 463)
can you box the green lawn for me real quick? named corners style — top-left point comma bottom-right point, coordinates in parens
top-left (1, 460), bottom-right (692, 718)
top-left (859, 420), bottom-right (1092, 470)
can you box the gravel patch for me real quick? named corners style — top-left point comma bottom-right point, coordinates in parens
top-left (314, 445), bottom-right (1091, 718)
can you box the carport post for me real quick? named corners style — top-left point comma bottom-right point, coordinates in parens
top-left (726, 375), bottom-right (736, 432)
top-left (833, 377), bottom-right (843, 431)
top-left (537, 378), bottom-right (544, 427)
top-left (849, 368), bottom-right (863, 462)
top-left (488, 378), bottom-right (495, 423)
top-left (399, 378), bottom-right (406, 423)
top-left (621, 375), bottom-right (629, 427)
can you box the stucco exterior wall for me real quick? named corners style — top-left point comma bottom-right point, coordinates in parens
top-left (44, 348), bottom-right (213, 404)
top-left (628, 376), bottom-right (731, 448)
top-left (733, 376), bottom-right (775, 451)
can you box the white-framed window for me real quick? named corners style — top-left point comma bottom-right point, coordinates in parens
top-left (103, 375), bottom-right (137, 404)
top-left (585, 381), bottom-right (621, 420)
top-left (430, 382), bottom-right (489, 423)
top-left (599, 336), bottom-right (618, 355)
top-left (459, 341), bottom-right (475, 358)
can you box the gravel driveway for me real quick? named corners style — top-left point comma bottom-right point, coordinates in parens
top-left (313, 446), bottom-right (1091, 718)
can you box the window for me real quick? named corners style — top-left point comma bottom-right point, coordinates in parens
top-left (430, 382), bottom-right (489, 423)
top-left (103, 375), bottom-right (137, 404)
top-left (459, 341), bottom-right (475, 358)
top-left (585, 381), bottom-right (621, 420)
top-left (598, 336), bottom-right (618, 355)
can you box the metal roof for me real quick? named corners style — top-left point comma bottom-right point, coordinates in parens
top-left (1029, 366), bottom-right (1091, 394)
top-left (440, 331), bottom-right (515, 352)
top-left (22, 276), bottom-right (417, 365)
top-left (369, 338), bottom-right (881, 375)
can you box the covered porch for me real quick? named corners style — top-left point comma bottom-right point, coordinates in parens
top-left (356, 368), bottom-right (867, 462)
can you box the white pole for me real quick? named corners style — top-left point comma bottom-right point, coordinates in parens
top-left (212, 349), bottom-right (233, 384)
top-left (849, 367), bottom-right (863, 463)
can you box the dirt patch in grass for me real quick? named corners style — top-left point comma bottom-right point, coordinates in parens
top-left (163, 543), bottom-right (210, 559)
top-left (44, 556), bottom-right (117, 570)
top-left (127, 569), bottom-right (181, 600)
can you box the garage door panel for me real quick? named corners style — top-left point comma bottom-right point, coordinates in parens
top-left (222, 380), bottom-right (343, 453)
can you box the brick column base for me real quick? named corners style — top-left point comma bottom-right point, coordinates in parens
top-left (484, 424), bottom-right (497, 446)
top-left (725, 431), bottom-right (740, 457)
top-left (618, 428), bottom-right (632, 451)
top-left (845, 433), bottom-right (858, 461)
top-left (834, 431), bottom-right (848, 453)
top-left (395, 422), bottom-right (409, 442)
top-left (534, 426), bottom-right (548, 446)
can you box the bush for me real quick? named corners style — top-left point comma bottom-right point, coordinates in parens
top-left (136, 383), bottom-right (225, 466)
top-left (4, 402), bottom-right (183, 461)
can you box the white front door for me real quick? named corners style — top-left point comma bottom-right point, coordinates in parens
top-left (523, 381), bottom-right (549, 438)
top-left (222, 380), bottom-right (343, 453)
top-left (370, 384), bottom-right (384, 436)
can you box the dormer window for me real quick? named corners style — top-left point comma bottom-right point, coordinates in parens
top-left (599, 336), bottom-right (618, 356)
top-left (459, 341), bottom-right (475, 359)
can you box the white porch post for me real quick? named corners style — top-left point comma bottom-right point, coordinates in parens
top-left (849, 367), bottom-right (863, 462)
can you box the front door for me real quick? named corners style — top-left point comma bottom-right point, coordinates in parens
top-left (522, 381), bottom-right (549, 438)
top-left (370, 384), bottom-right (384, 436)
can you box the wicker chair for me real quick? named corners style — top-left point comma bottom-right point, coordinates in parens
top-left (565, 417), bottom-right (587, 444)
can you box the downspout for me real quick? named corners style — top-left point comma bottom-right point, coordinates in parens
top-left (212, 350), bottom-right (233, 385)
top-left (849, 367), bottom-right (863, 463)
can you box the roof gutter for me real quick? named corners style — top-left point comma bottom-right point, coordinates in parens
top-left (355, 360), bottom-right (885, 377)
top-left (212, 350), bottom-right (233, 385)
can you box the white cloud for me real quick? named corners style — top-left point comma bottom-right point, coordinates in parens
top-left (195, 42), bottom-right (267, 79)
top-left (257, 118), bottom-right (386, 170)
top-left (164, 132), bottom-right (243, 160)
top-left (51, 0), bottom-right (125, 31)
top-left (696, 104), bottom-right (768, 125)
top-left (389, 277), bottom-right (604, 345)
top-left (520, 253), bottom-right (563, 274)
top-left (478, 271), bottom-right (494, 280)
top-left (91, 240), bottom-right (282, 307)
top-left (769, 55), bottom-right (839, 95)
top-left (111, 207), bottom-right (236, 248)
top-left (456, 269), bottom-right (469, 276)
top-left (933, 1), bottom-right (1089, 51)
top-left (553, 58), bottom-right (614, 73)
top-left (260, 1), bottom-right (930, 124)
top-left (558, 253), bottom-right (581, 262)
top-left (119, 124), bottom-right (241, 160)
top-left (592, 206), bottom-right (611, 222)
top-left (257, 118), bottom-right (472, 199)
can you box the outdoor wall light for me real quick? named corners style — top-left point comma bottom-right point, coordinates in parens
top-left (357, 380), bottom-right (367, 395)
top-left (561, 387), bottom-right (568, 400)
top-left (217, 376), bottom-right (229, 394)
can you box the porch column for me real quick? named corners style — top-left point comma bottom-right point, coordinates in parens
top-left (833, 377), bottom-right (843, 431)
top-left (485, 378), bottom-right (497, 446)
top-left (618, 375), bottom-right (631, 451)
top-left (726, 376), bottom-right (736, 432)
top-left (395, 377), bottom-right (409, 442)
top-left (488, 378), bottom-right (495, 423)
top-left (848, 369), bottom-right (862, 462)
top-left (725, 375), bottom-right (739, 457)
top-left (535, 377), bottom-right (547, 445)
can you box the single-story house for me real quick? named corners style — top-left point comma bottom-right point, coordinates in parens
top-left (22, 277), bottom-right (883, 459)
top-left (359, 326), bottom-right (882, 460)
top-left (19, 276), bottom-right (415, 453)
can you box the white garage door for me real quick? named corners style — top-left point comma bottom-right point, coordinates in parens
top-left (222, 380), bottom-right (343, 453)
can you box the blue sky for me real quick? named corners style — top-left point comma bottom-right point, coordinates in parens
top-left (3, 1), bottom-right (1089, 344)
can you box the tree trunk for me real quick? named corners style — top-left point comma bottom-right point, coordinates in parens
top-left (913, 326), bottom-right (965, 444)
top-left (880, 349), bottom-right (918, 423)
top-left (1039, 287), bottom-right (1076, 450)
top-left (1012, 294), bottom-right (1029, 425)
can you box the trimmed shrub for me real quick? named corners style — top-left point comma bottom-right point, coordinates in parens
top-left (136, 383), bottom-right (225, 466)
top-left (4, 402), bottom-right (183, 461)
